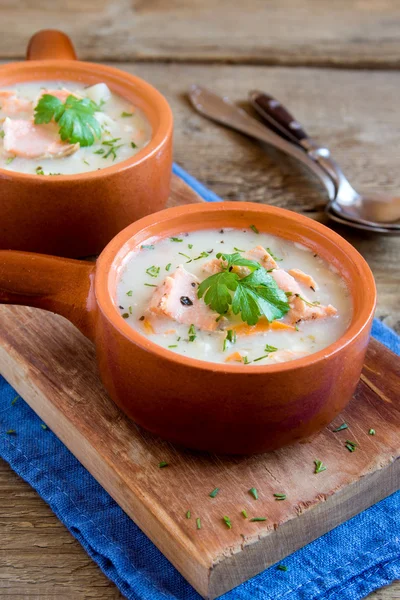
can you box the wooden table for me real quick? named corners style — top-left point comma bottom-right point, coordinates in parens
top-left (0, 2), bottom-right (399, 598)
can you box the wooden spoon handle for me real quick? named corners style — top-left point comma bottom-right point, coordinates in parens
top-left (26, 30), bottom-right (77, 61)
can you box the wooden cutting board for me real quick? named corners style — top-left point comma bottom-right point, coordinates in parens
top-left (0, 173), bottom-right (399, 600)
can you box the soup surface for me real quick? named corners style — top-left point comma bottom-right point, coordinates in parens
top-left (0, 81), bottom-right (151, 174)
top-left (116, 227), bottom-right (352, 365)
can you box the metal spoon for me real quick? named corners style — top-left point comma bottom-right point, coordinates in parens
top-left (249, 90), bottom-right (400, 229)
top-left (188, 85), bottom-right (336, 201)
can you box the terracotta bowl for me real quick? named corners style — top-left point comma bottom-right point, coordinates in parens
top-left (0, 202), bottom-right (376, 454)
top-left (0, 30), bottom-right (173, 257)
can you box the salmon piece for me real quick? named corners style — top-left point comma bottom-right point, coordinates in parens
top-left (268, 350), bottom-right (308, 364)
top-left (244, 245), bottom-right (277, 271)
top-left (288, 268), bottom-right (318, 291)
top-left (147, 265), bottom-right (219, 331)
top-left (3, 118), bottom-right (79, 159)
top-left (202, 257), bottom-right (223, 275)
top-left (0, 91), bottom-right (32, 116)
top-left (38, 88), bottom-right (80, 104)
top-left (270, 269), bottom-right (302, 295)
top-left (203, 246), bottom-right (277, 277)
top-left (288, 295), bottom-right (337, 324)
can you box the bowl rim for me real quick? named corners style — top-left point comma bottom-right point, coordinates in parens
top-left (0, 59), bottom-right (173, 181)
top-left (95, 201), bottom-right (377, 374)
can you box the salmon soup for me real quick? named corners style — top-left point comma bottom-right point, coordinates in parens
top-left (116, 227), bottom-right (353, 365)
top-left (0, 81), bottom-right (151, 174)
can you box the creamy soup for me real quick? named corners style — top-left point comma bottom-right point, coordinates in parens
top-left (116, 228), bottom-right (352, 365)
top-left (0, 81), bottom-right (151, 174)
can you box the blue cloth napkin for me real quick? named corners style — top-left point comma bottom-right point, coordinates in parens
top-left (1, 163), bottom-right (399, 600)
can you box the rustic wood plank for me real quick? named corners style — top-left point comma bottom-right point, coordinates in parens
top-left (1, 0), bottom-right (400, 68)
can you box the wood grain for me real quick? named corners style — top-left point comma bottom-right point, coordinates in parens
top-left (0, 177), bottom-right (399, 597)
top-left (2, 0), bottom-right (400, 68)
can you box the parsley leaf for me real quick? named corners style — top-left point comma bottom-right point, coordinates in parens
top-left (34, 94), bottom-right (101, 147)
top-left (198, 271), bottom-right (238, 315)
top-left (198, 253), bottom-right (289, 325)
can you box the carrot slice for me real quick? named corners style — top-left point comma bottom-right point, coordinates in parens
top-left (225, 351), bottom-right (244, 363)
top-left (232, 319), bottom-right (296, 336)
top-left (142, 319), bottom-right (155, 334)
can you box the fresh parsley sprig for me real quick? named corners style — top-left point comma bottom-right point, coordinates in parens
top-left (34, 94), bottom-right (101, 147)
top-left (197, 252), bottom-right (289, 326)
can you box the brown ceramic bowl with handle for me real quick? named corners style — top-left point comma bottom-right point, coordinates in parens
top-left (0, 30), bottom-right (173, 257)
top-left (0, 202), bottom-right (376, 454)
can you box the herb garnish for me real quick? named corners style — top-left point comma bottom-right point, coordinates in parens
top-left (127, 290), bottom-right (133, 296)
top-left (241, 509), bottom-right (248, 518)
top-left (253, 354), bottom-right (269, 362)
top-left (5, 156), bottom-right (14, 164)
top-left (131, 142), bottom-right (137, 149)
top-left (209, 488), bottom-right (219, 498)
top-left (249, 487), bottom-right (258, 500)
top-left (41, 424), bottom-right (48, 430)
top-left (170, 237), bottom-right (183, 243)
top-left (277, 565), bottom-right (288, 572)
top-left (146, 265), bottom-right (160, 278)
top-left (369, 428), bottom-right (376, 436)
top-left (264, 344), bottom-right (278, 353)
top-left (141, 244), bottom-right (155, 250)
top-left (314, 459), bottom-right (327, 473)
top-left (121, 111), bottom-right (133, 117)
top-left (6, 430), bottom-right (16, 435)
top-left (196, 517), bottom-right (201, 530)
top-left (333, 423), bottom-right (348, 432)
top-left (223, 516), bottom-right (232, 529)
top-left (36, 166), bottom-right (44, 175)
top-left (165, 263), bottom-right (172, 271)
top-left (250, 517), bottom-right (267, 522)
top-left (234, 247), bottom-right (245, 252)
top-left (186, 510), bottom-right (191, 519)
top-left (158, 461), bottom-right (168, 468)
top-left (94, 148), bottom-right (105, 154)
top-left (102, 138), bottom-right (123, 160)
top-left (266, 247), bottom-right (283, 262)
top-left (273, 493), bottom-right (287, 501)
top-left (0, 130), bottom-right (4, 138)
top-left (345, 440), bottom-right (357, 452)
top-left (223, 329), bottom-right (236, 351)
top-left (34, 94), bottom-right (101, 146)
top-left (295, 294), bottom-right (320, 307)
top-left (122, 313), bottom-right (129, 319)
top-left (188, 324), bottom-right (196, 342)
top-left (11, 396), bottom-right (19, 406)
top-left (178, 251), bottom-right (192, 262)
top-left (168, 345), bottom-right (178, 348)
top-left (198, 253), bottom-right (289, 326)
top-left (144, 283), bottom-right (157, 287)
top-left (193, 251), bottom-right (210, 261)
top-left (250, 224), bottom-right (259, 234)
top-left (188, 243), bottom-right (193, 249)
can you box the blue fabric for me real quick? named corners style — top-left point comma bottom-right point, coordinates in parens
top-left (1, 163), bottom-right (399, 600)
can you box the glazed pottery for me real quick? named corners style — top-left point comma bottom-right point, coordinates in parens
top-left (0, 202), bottom-right (376, 454)
top-left (0, 30), bottom-right (173, 257)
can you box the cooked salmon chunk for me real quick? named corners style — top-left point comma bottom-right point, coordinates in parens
top-left (3, 118), bottom-right (79, 159)
top-left (37, 88), bottom-right (80, 104)
top-left (270, 269), bottom-right (302, 295)
top-left (202, 245), bottom-right (277, 276)
top-left (288, 295), bottom-right (337, 324)
top-left (288, 268), bottom-right (318, 291)
top-left (147, 265), bottom-right (219, 331)
top-left (0, 91), bottom-right (32, 116)
top-left (244, 245), bottom-right (277, 270)
top-left (268, 350), bottom-right (308, 363)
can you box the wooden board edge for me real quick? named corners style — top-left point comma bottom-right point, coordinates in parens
top-left (169, 172), bottom-right (206, 206)
top-left (207, 457), bottom-right (400, 599)
top-left (0, 341), bottom-right (212, 599)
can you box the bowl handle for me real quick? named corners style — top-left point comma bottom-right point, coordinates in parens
top-left (26, 30), bottom-right (77, 61)
top-left (0, 251), bottom-right (96, 342)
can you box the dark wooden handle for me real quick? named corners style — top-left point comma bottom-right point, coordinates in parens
top-left (249, 90), bottom-right (308, 144)
top-left (26, 30), bottom-right (77, 61)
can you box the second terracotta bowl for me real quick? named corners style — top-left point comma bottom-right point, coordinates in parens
top-left (0, 31), bottom-right (173, 257)
top-left (0, 202), bottom-right (376, 454)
